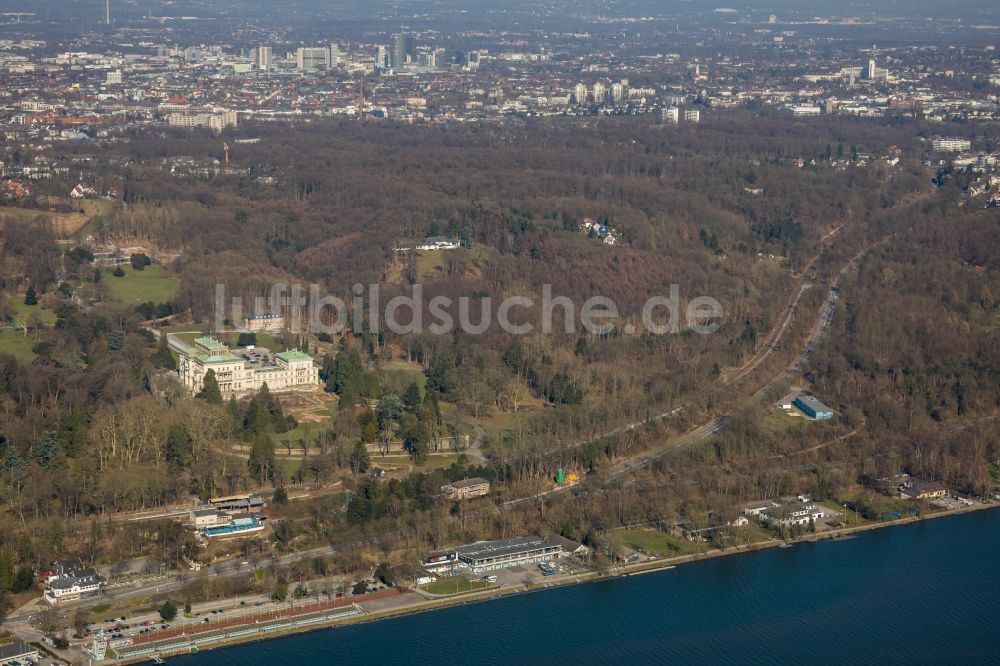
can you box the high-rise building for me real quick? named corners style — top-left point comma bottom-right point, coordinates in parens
top-left (105, 70), bottom-right (122, 85)
top-left (661, 107), bottom-right (679, 123)
top-left (296, 47), bottom-right (329, 71)
top-left (329, 43), bottom-right (341, 67)
top-left (391, 32), bottom-right (416, 69)
top-left (684, 108), bottom-right (701, 123)
top-left (592, 82), bottom-right (606, 104)
top-left (376, 46), bottom-right (389, 70)
top-left (573, 83), bottom-right (587, 104)
top-left (252, 46), bottom-right (272, 72)
top-left (611, 82), bottom-right (626, 103)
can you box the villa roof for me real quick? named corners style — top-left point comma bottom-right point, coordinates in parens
top-left (276, 349), bottom-right (312, 362)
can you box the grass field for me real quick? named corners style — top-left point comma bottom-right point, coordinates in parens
top-left (380, 358), bottom-right (426, 395)
top-left (473, 394), bottom-right (545, 436)
top-left (11, 299), bottom-right (58, 326)
top-left (0, 330), bottom-right (38, 361)
top-left (172, 330), bottom-right (285, 351)
top-left (104, 265), bottom-right (180, 306)
top-left (818, 501), bottom-right (867, 527)
top-left (414, 251), bottom-right (446, 281)
top-left (421, 578), bottom-right (488, 595)
top-left (609, 528), bottom-right (710, 557)
top-left (762, 409), bottom-right (807, 431)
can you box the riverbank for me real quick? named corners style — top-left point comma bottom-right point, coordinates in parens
top-left (117, 499), bottom-right (999, 664)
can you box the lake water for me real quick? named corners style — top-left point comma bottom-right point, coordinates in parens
top-left (174, 509), bottom-right (1000, 665)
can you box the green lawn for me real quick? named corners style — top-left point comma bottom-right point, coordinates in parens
top-left (11, 299), bottom-right (58, 326)
top-left (818, 501), bottom-right (866, 527)
top-left (275, 420), bottom-right (329, 446)
top-left (0, 330), bottom-right (38, 361)
top-left (414, 251), bottom-right (446, 281)
top-left (609, 528), bottom-right (709, 557)
top-left (380, 359), bottom-right (426, 395)
top-left (104, 265), bottom-right (180, 306)
top-left (762, 409), bottom-right (807, 432)
top-left (422, 578), bottom-right (488, 595)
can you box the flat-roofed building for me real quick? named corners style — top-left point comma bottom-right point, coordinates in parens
top-left (0, 640), bottom-right (39, 663)
top-left (793, 395), bottom-right (834, 419)
top-left (932, 137), bottom-right (971, 152)
top-left (441, 477), bottom-right (490, 500)
top-left (190, 508), bottom-right (226, 528)
top-left (455, 535), bottom-right (564, 573)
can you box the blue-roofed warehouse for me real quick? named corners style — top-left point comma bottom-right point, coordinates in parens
top-left (794, 395), bottom-right (834, 419)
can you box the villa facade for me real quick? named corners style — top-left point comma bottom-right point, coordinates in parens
top-left (178, 337), bottom-right (320, 398)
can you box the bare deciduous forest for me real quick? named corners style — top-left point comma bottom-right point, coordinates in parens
top-left (0, 115), bottom-right (997, 603)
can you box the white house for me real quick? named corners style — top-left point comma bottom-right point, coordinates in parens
top-left (45, 568), bottom-right (105, 604)
top-left (762, 501), bottom-right (828, 528)
top-left (416, 236), bottom-right (461, 251)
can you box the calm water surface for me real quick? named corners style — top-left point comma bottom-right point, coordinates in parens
top-left (174, 509), bottom-right (1000, 665)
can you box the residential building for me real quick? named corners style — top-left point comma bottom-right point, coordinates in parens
top-left (166, 110), bottom-right (238, 132)
top-left (416, 235), bottom-right (461, 250)
top-left (661, 106), bottom-right (679, 123)
top-left (762, 501), bottom-right (828, 528)
top-left (794, 395), bottom-right (834, 419)
top-left (684, 108), bottom-right (701, 123)
top-left (785, 104), bottom-right (822, 116)
top-left (177, 337), bottom-right (320, 398)
top-left (592, 82), bottom-right (606, 104)
top-left (105, 70), bottom-right (122, 85)
top-left (742, 500), bottom-right (779, 517)
top-left (899, 479), bottom-right (948, 500)
top-left (37, 557), bottom-right (85, 582)
top-left (932, 137), bottom-right (971, 152)
top-left (611, 82), bottom-right (626, 103)
top-left (44, 567), bottom-right (105, 604)
top-left (440, 477), bottom-right (491, 500)
top-left (243, 311), bottom-right (284, 331)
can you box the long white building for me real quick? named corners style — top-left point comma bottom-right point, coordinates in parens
top-left (178, 337), bottom-right (320, 398)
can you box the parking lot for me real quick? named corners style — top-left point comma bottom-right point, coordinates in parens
top-left (237, 345), bottom-right (278, 368)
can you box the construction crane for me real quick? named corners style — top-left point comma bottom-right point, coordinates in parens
top-left (223, 141), bottom-right (230, 167)
top-left (357, 73), bottom-right (366, 120)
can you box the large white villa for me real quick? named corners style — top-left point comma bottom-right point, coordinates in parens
top-left (178, 337), bottom-right (320, 398)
